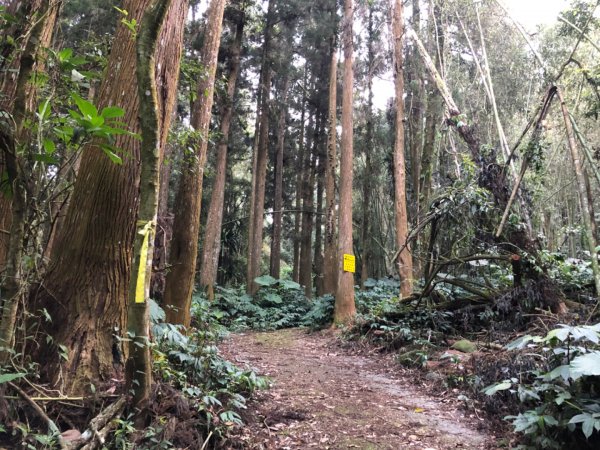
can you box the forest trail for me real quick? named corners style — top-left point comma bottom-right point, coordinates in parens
top-left (220, 329), bottom-right (499, 450)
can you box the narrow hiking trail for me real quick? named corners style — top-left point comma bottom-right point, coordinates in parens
top-left (220, 329), bottom-right (502, 450)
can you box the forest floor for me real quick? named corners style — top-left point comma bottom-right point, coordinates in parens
top-left (220, 328), bottom-right (505, 450)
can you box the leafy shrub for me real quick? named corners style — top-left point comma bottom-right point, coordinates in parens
top-left (484, 323), bottom-right (600, 449)
top-left (540, 251), bottom-right (595, 293)
top-left (210, 276), bottom-right (312, 330)
top-left (148, 300), bottom-right (268, 442)
top-left (302, 294), bottom-right (334, 329)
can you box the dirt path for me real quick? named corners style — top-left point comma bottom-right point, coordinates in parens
top-left (220, 329), bottom-right (501, 450)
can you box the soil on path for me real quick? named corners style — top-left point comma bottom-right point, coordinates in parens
top-left (220, 328), bottom-right (502, 450)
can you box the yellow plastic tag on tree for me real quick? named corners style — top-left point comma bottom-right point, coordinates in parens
top-left (135, 220), bottom-right (155, 304)
top-left (343, 254), bottom-right (355, 273)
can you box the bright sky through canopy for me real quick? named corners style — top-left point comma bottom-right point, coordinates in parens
top-left (502, 0), bottom-right (569, 29)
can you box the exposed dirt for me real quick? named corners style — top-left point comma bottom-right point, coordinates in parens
top-left (220, 328), bottom-right (505, 450)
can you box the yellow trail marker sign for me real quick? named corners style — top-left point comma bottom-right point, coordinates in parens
top-left (343, 254), bottom-right (356, 273)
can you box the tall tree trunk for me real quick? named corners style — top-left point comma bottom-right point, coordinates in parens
top-left (408, 0), bottom-right (423, 213)
top-left (334, 0), bottom-right (356, 323)
top-left (163, 0), bottom-right (226, 325)
top-left (269, 75), bottom-right (289, 279)
top-left (0, 0), bottom-right (60, 272)
top-left (392, 0), bottom-right (414, 298)
top-left (314, 150), bottom-right (325, 296)
top-left (0, 0), bottom-right (59, 363)
top-left (300, 117), bottom-right (319, 299)
top-left (360, 5), bottom-right (375, 288)
top-left (557, 89), bottom-right (600, 296)
top-left (323, 37), bottom-right (338, 296)
top-left (30, 0), bottom-right (187, 391)
top-left (420, 17), bottom-right (443, 215)
top-left (126, 0), bottom-right (175, 416)
top-left (419, 2), bottom-right (444, 277)
top-left (292, 68), bottom-right (308, 284)
top-left (246, 0), bottom-right (274, 295)
top-left (200, 11), bottom-right (246, 299)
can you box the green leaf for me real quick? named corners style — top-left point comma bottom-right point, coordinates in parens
top-left (483, 380), bottom-right (512, 395)
top-left (547, 326), bottom-right (571, 342)
top-left (72, 93), bottom-right (98, 118)
top-left (101, 106), bottom-right (125, 119)
top-left (101, 145), bottom-right (123, 165)
top-left (42, 138), bottom-right (55, 154)
top-left (254, 275), bottom-right (278, 286)
top-left (279, 279), bottom-right (301, 290)
top-left (58, 48), bottom-right (73, 62)
top-left (570, 325), bottom-right (600, 344)
top-left (569, 413), bottom-right (599, 439)
top-left (264, 293), bottom-right (282, 304)
top-left (506, 335), bottom-right (535, 351)
top-left (37, 98), bottom-right (51, 120)
top-left (570, 351), bottom-right (600, 379)
top-left (542, 364), bottom-right (571, 382)
top-left (0, 372), bottom-right (26, 384)
top-left (33, 153), bottom-right (59, 165)
top-left (149, 299), bottom-right (165, 324)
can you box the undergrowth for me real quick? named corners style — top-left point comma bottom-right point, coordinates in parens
top-left (103, 300), bottom-right (268, 449)
top-left (483, 323), bottom-right (600, 449)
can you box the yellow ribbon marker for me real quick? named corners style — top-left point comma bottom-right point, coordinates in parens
top-left (135, 219), bottom-right (155, 304)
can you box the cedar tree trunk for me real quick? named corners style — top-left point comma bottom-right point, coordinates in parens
top-left (163, 0), bottom-right (226, 325)
top-left (30, 0), bottom-right (187, 392)
top-left (200, 11), bottom-right (245, 299)
top-left (392, 0), bottom-right (414, 298)
top-left (334, 0), bottom-right (356, 323)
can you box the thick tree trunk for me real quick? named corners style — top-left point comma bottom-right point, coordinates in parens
top-left (334, 0), bottom-right (356, 323)
top-left (200, 13), bottom-right (245, 299)
top-left (323, 40), bottom-right (338, 296)
top-left (163, 0), bottom-right (226, 325)
top-left (246, 0), bottom-right (274, 295)
top-left (392, 0), bottom-right (414, 298)
top-left (269, 75), bottom-right (289, 279)
top-left (30, 0), bottom-right (187, 392)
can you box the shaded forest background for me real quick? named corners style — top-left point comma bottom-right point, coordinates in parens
top-left (1, 0), bottom-right (600, 448)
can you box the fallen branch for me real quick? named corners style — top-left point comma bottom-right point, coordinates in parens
top-left (72, 397), bottom-right (126, 450)
top-left (9, 381), bottom-right (67, 450)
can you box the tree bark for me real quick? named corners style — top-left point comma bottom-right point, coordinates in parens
top-left (334, 0), bottom-right (356, 323)
top-left (314, 149), bottom-right (325, 296)
top-left (360, 4), bottom-right (375, 288)
top-left (299, 119), bottom-right (318, 299)
top-left (126, 0), bottom-right (174, 417)
top-left (30, 0), bottom-right (187, 391)
top-left (323, 37), bottom-right (338, 296)
top-left (246, 0), bottom-right (274, 295)
top-left (392, 0), bottom-right (414, 298)
top-left (292, 68), bottom-right (308, 284)
top-left (200, 11), bottom-right (246, 299)
top-left (163, 0), bottom-right (226, 325)
top-left (0, 0), bottom-right (58, 363)
top-left (0, 0), bottom-right (60, 272)
top-left (269, 75), bottom-right (289, 279)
